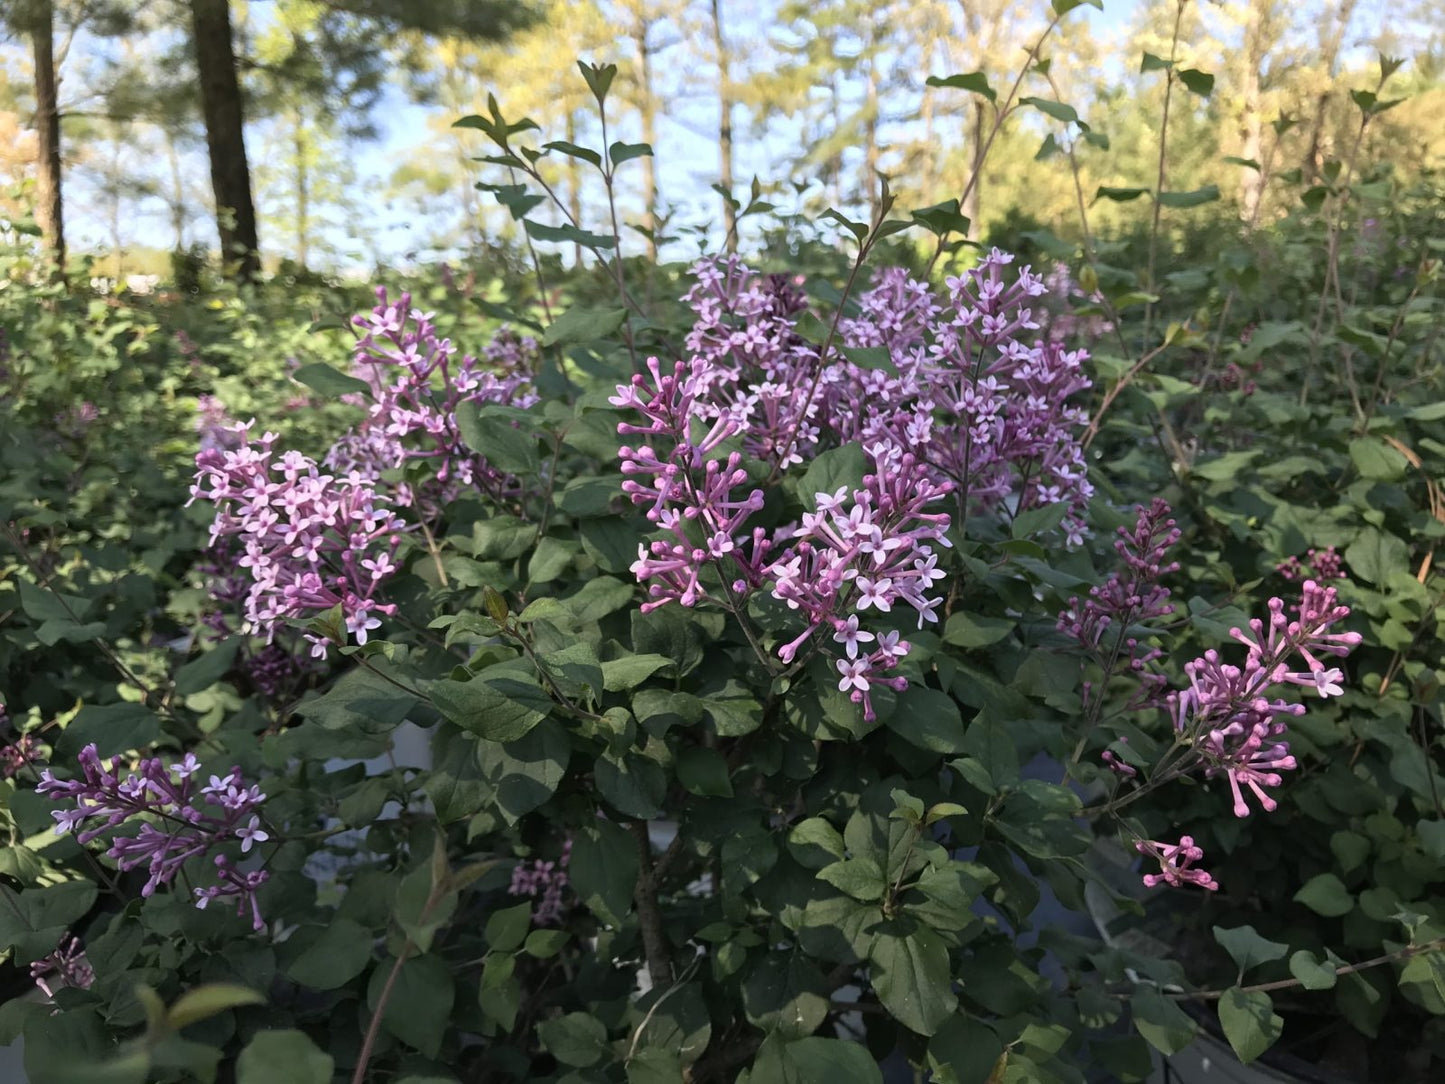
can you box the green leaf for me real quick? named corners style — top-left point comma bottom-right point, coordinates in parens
top-left (1051, 0), bottom-right (1103, 16)
top-left (524, 929), bottom-right (570, 958)
top-left (166, 984), bottom-right (264, 1030)
top-left (742, 956), bottom-right (829, 1040)
top-left (542, 304), bottom-right (629, 347)
top-left (430, 670), bottom-right (551, 743)
top-left (1418, 820), bottom-right (1445, 861)
top-left (173, 638), bottom-right (241, 696)
top-left (1348, 437), bottom-right (1409, 481)
top-left (676, 746), bottom-right (734, 797)
top-left (602, 654), bottom-right (673, 691)
top-left (954, 711), bottom-right (1019, 790)
top-left (476, 719), bottom-right (570, 823)
top-left (1140, 52), bottom-right (1173, 73)
top-left (538, 1012), bottom-right (609, 1067)
top-left (1178, 69), bottom-right (1214, 97)
top-left (1018, 97), bottom-right (1080, 124)
top-left (291, 362), bottom-right (368, 398)
top-left (285, 920), bottom-right (374, 990)
top-left (571, 819), bottom-right (638, 927)
top-left (1288, 950), bottom-right (1338, 990)
top-left (1218, 988), bottom-right (1283, 1064)
top-left (1131, 987), bottom-right (1196, 1055)
top-left (943, 612), bottom-right (1014, 648)
top-left (869, 925), bottom-right (958, 1035)
top-left (543, 140), bottom-right (602, 167)
top-left (1095, 186), bottom-right (1149, 202)
top-left (55, 703), bottom-right (160, 759)
top-left (910, 199), bottom-right (971, 238)
top-left (596, 752), bottom-right (667, 818)
top-left (524, 220), bottom-right (616, 249)
top-left (817, 858), bottom-right (887, 902)
top-left (455, 402), bottom-right (540, 474)
top-left (1213, 925), bottom-right (1289, 976)
top-left (787, 818), bottom-right (847, 869)
top-left (1294, 873), bottom-right (1354, 917)
top-left (366, 954), bottom-right (454, 1057)
top-left (1157, 186), bottom-right (1220, 208)
top-left (886, 683), bottom-right (966, 754)
top-left (609, 141), bottom-right (653, 164)
top-left (236, 1030), bottom-right (333, 1084)
top-left (0, 881), bottom-right (98, 963)
top-left (486, 902), bottom-right (533, 953)
top-left (1344, 526), bottom-right (1410, 585)
top-left (925, 72), bottom-right (996, 103)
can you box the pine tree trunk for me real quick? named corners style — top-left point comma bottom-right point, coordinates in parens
top-left (566, 110), bottom-right (584, 268)
top-left (1239, 2), bottom-right (1265, 222)
top-left (1303, 0), bottom-right (1358, 180)
top-left (864, 57), bottom-right (880, 224)
top-left (30, 0), bottom-right (65, 283)
top-left (294, 115), bottom-right (309, 270)
top-left (190, 0), bottom-right (260, 280)
top-left (961, 99), bottom-right (985, 241)
top-left (634, 12), bottom-right (658, 261)
top-left (710, 0), bottom-right (736, 251)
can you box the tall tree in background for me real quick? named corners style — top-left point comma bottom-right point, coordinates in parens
top-left (189, 0), bottom-right (259, 279)
top-left (710, 0), bottom-right (736, 250)
top-left (4, 0), bottom-right (66, 278)
top-left (28, 0), bottom-right (63, 278)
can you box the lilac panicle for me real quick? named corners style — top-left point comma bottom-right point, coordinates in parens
top-left (30, 936), bottom-right (94, 998)
top-left (189, 423), bottom-right (406, 656)
top-left (1059, 499), bottom-right (1181, 711)
top-left (36, 744), bottom-right (271, 929)
top-left (1167, 580), bottom-right (1361, 818)
top-left (325, 288), bottom-right (537, 510)
top-left (1136, 836), bottom-right (1218, 891)
top-left (508, 838), bottom-right (571, 926)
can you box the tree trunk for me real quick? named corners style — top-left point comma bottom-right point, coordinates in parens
top-left (961, 99), bottom-right (985, 241)
top-left (190, 0), bottom-right (260, 280)
top-left (1239, 1), bottom-right (1265, 222)
top-left (294, 113), bottom-right (309, 270)
top-left (634, 11), bottom-right (658, 260)
top-left (1303, 0), bottom-right (1358, 179)
top-left (166, 137), bottom-right (186, 249)
top-left (864, 55), bottom-right (880, 224)
top-left (29, 0), bottom-right (65, 282)
top-left (710, 0), bottom-right (736, 251)
top-left (565, 109), bottom-right (584, 268)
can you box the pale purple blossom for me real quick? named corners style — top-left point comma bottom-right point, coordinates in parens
top-left (36, 744), bottom-right (270, 929)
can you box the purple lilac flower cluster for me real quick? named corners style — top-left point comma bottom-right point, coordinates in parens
top-left (324, 289), bottom-right (537, 510)
top-left (612, 250), bottom-right (1096, 711)
top-left (508, 839), bottom-right (571, 926)
top-left (1059, 500), bottom-right (1182, 712)
top-left (190, 424), bottom-right (407, 656)
top-left (37, 744), bottom-right (271, 929)
top-left (613, 361), bottom-right (953, 718)
top-left (1067, 504), bottom-right (1362, 891)
top-left (1135, 836), bottom-right (1218, 891)
top-left (1277, 546), bottom-right (1344, 582)
top-left (30, 936), bottom-right (95, 998)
